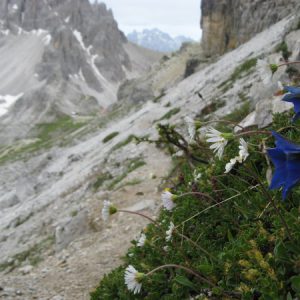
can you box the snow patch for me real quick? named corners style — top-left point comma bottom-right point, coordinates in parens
top-left (1, 30), bottom-right (10, 36)
top-left (0, 93), bottom-right (24, 117)
top-left (42, 34), bottom-right (52, 45)
top-left (12, 4), bottom-right (18, 10)
top-left (65, 16), bottom-right (70, 23)
top-left (33, 29), bottom-right (49, 36)
top-left (79, 69), bottom-right (86, 82)
top-left (73, 30), bottom-right (86, 51)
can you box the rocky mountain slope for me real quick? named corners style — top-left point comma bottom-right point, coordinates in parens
top-left (0, 1), bottom-right (300, 299)
top-left (127, 28), bottom-right (194, 52)
top-left (0, 0), bottom-right (160, 143)
top-left (201, 0), bottom-right (300, 56)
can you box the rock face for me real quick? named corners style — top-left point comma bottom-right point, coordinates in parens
top-left (201, 0), bottom-right (300, 56)
top-left (0, 0), bottom-right (159, 143)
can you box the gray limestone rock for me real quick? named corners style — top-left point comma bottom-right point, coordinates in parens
top-left (55, 209), bottom-right (90, 252)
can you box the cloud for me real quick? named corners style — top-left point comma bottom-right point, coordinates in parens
top-left (92, 0), bottom-right (202, 39)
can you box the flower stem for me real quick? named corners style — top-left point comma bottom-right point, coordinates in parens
top-left (180, 185), bottom-right (260, 226)
top-left (236, 130), bottom-right (272, 137)
top-left (278, 61), bottom-right (300, 68)
top-left (176, 232), bottom-right (217, 261)
top-left (177, 192), bottom-right (217, 204)
top-left (199, 119), bottom-right (245, 130)
top-left (118, 210), bottom-right (159, 226)
top-left (244, 166), bottom-right (293, 241)
top-left (260, 187), bottom-right (293, 241)
top-left (146, 264), bottom-right (215, 287)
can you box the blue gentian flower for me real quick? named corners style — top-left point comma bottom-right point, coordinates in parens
top-left (282, 86), bottom-right (300, 122)
top-left (267, 131), bottom-right (300, 199)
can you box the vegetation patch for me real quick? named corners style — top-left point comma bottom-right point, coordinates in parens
top-left (155, 108), bottom-right (181, 122)
top-left (91, 110), bottom-right (300, 300)
top-left (198, 99), bottom-right (226, 118)
top-left (108, 158), bottom-right (146, 190)
top-left (0, 236), bottom-right (54, 272)
top-left (224, 101), bottom-right (251, 123)
top-left (0, 115), bottom-right (85, 165)
top-left (117, 178), bottom-right (143, 190)
top-left (93, 172), bottom-right (113, 191)
top-left (218, 58), bottom-right (258, 93)
top-left (111, 135), bottom-right (136, 152)
top-left (102, 132), bottom-right (120, 144)
top-left (275, 41), bottom-right (292, 61)
top-left (153, 92), bottom-right (166, 103)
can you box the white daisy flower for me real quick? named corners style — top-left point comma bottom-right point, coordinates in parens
top-left (137, 233), bottom-right (146, 247)
top-left (161, 190), bottom-right (177, 211)
top-left (124, 265), bottom-right (144, 294)
top-left (238, 138), bottom-right (249, 162)
top-left (184, 116), bottom-right (196, 141)
top-left (101, 200), bottom-right (117, 222)
top-left (206, 127), bottom-right (230, 159)
top-left (166, 222), bottom-right (175, 242)
top-left (193, 170), bottom-right (202, 181)
top-left (163, 245), bottom-right (169, 252)
top-left (224, 158), bottom-right (237, 174)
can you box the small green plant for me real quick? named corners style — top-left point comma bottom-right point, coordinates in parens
top-left (198, 99), bottom-right (226, 118)
top-left (93, 172), bottom-right (113, 191)
top-left (70, 210), bottom-right (78, 217)
top-left (223, 101), bottom-right (251, 123)
top-left (218, 58), bottom-right (257, 93)
top-left (153, 92), bottom-right (166, 103)
top-left (0, 236), bottom-right (54, 272)
top-left (14, 212), bottom-right (34, 227)
top-left (155, 108), bottom-right (181, 122)
top-left (117, 178), bottom-right (143, 190)
top-left (276, 41), bottom-right (291, 61)
top-left (108, 158), bottom-right (146, 190)
top-left (102, 132), bottom-right (119, 143)
top-left (111, 135), bottom-right (136, 152)
top-left (0, 115), bottom-right (85, 165)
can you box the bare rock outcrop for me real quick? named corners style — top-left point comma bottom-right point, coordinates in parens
top-left (201, 0), bottom-right (300, 56)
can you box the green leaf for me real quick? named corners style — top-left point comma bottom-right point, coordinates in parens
top-left (291, 275), bottom-right (300, 292)
top-left (286, 292), bottom-right (293, 300)
top-left (174, 275), bottom-right (197, 291)
top-left (227, 229), bottom-right (233, 241)
top-left (197, 264), bottom-right (213, 275)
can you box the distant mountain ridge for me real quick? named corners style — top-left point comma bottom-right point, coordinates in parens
top-left (0, 0), bottom-right (160, 143)
top-left (127, 28), bottom-right (194, 52)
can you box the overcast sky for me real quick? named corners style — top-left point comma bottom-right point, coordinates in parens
top-left (92, 0), bottom-right (202, 40)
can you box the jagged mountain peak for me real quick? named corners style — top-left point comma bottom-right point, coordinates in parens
top-left (0, 0), bottom-right (161, 143)
top-left (127, 28), bottom-right (194, 52)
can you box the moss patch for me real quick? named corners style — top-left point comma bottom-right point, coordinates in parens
top-left (155, 108), bottom-right (181, 123)
top-left (0, 116), bottom-right (85, 165)
top-left (102, 132), bottom-right (120, 144)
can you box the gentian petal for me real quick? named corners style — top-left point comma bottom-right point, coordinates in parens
top-left (267, 148), bottom-right (286, 189)
top-left (284, 86), bottom-right (300, 94)
top-left (292, 112), bottom-right (300, 122)
top-left (282, 153), bottom-right (300, 199)
top-left (282, 94), bottom-right (300, 102)
top-left (268, 132), bottom-right (300, 199)
top-left (271, 131), bottom-right (300, 151)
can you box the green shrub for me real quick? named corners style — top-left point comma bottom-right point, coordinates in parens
top-left (155, 108), bottom-right (181, 122)
top-left (91, 111), bottom-right (300, 299)
top-left (276, 41), bottom-right (292, 61)
top-left (218, 58), bottom-right (257, 93)
top-left (102, 132), bottom-right (119, 143)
